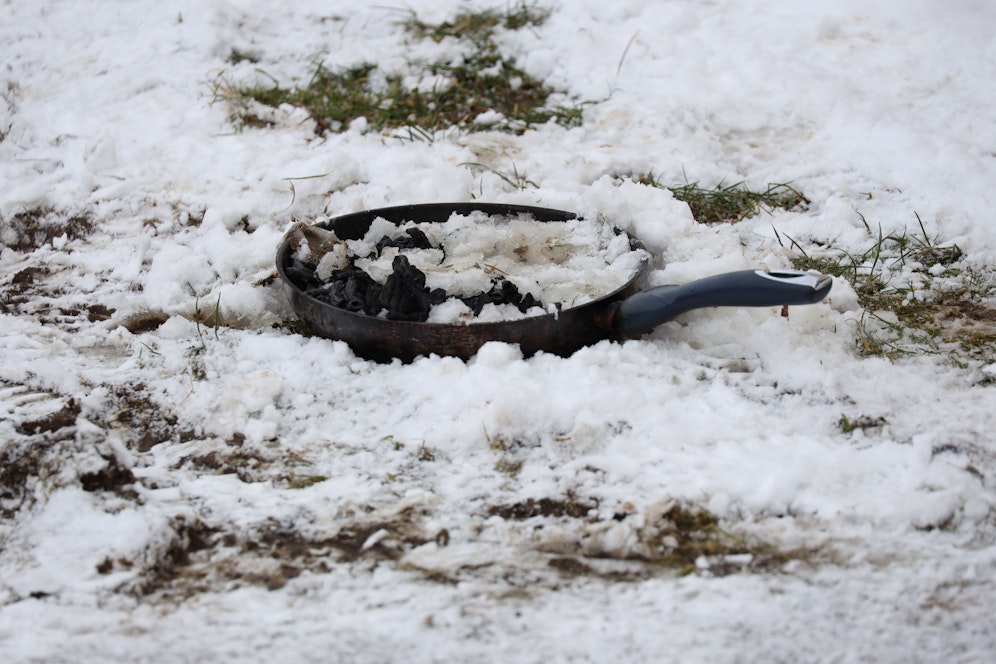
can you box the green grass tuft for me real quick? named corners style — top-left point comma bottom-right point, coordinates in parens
top-left (786, 214), bottom-right (995, 360)
top-left (214, 3), bottom-right (585, 136)
top-left (624, 171), bottom-right (809, 224)
top-left (402, 2), bottom-right (549, 45)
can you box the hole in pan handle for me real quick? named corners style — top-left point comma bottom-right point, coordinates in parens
top-left (613, 269), bottom-right (833, 335)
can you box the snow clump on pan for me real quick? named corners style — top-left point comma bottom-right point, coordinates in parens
top-left (291, 211), bottom-right (649, 325)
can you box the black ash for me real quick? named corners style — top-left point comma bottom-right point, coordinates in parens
top-left (292, 231), bottom-right (545, 322)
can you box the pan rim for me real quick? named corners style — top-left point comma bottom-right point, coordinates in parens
top-left (275, 201), bottom-right (649, 330)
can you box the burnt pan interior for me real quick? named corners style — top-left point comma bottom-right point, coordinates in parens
top-left (275, 202), bottom-right (648, 362)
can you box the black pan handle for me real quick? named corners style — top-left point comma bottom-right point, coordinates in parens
top-left (613, 269), bottom-right (832, 335)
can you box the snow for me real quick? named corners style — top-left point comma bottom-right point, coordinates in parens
top-left (1, 0), bottom-right (995, 662)
top-left (299, 211), bottom-right (648, 322)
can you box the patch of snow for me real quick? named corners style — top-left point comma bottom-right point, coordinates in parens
top-left (1, 0), bottom-right (995, 662)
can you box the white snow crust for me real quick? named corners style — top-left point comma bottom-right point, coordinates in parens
top-left (1, 1), bottom-right (994, 662)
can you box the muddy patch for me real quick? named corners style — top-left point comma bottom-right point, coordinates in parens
top-left (0, 207), bottom-right (94, 252)
top-left (103, 383), bottom-right (187, 453)
top-left (937, 297), bottom-right (996, 360)
top-left (396, 498), bottom-right (822, 588)
top-left (78, 453), bottom-right (137, 497)
top-left (484, 499), bottom-right (818, 581)
top-left (488, 496), bottom-right (597, 520)
top-left (127, 513), bottom-right (437, 599)
top-left (0, 260), bottom-right (118, 334)
top-left (1, 266), bottom-right (56, 313)
top-left (0, 381), bottom-right (81, 517)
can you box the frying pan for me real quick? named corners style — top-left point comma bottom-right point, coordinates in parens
top-left (275, 203), bottom-right (831, 362)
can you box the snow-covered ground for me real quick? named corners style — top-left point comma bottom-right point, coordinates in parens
top-left (2, 0), bottom-right (995, 661)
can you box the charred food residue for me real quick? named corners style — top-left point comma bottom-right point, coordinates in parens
top-left (283, 212), bottom-right (646, 325)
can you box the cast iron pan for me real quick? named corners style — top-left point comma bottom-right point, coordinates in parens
top-left (275, 203), bottom-right (831, 362)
